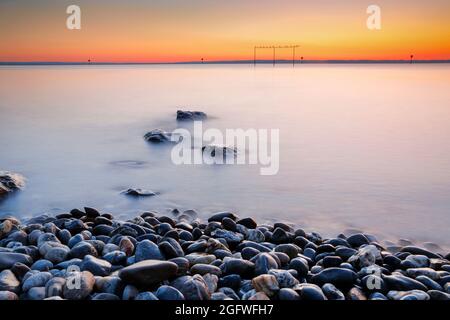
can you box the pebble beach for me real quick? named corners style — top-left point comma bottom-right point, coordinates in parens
top-left (1, 208), bottom-right (450, 301)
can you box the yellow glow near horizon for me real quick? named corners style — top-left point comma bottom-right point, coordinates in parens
top-left (0, 0), bottom-right (449, 62)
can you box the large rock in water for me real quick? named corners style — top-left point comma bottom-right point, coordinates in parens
top-left (119, 260), bottom-right (178, 288)
top-left (176, 110), bottom-right (207, 121)
top-left (0, 171), bottom-right (25, 195)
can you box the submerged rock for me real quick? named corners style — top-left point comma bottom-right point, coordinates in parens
top-left (121, 188), bottom-right (157, 197)
top-left (144, 129), bottom-right (179, 143)
top-left (202, 145), bottom-right (237, 161)
top-left (176, 110), bottom-right (207, 121)
top-left (0, 171), bottom-right (25, 195)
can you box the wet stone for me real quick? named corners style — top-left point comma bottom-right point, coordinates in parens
top-left (94, 276), bottom-right (123, 295)
top-left (268, 269), bottom-right (299, 288)
top-left (347, 287), bottom-right (367, 300)
top-left (22, 272), bottom-right (52, 292)
top-left (237, 218), bottom-right (257, 229)
top-left (0, 290), bottom-right (19, 300)
top-left (171, 274), bottom-right (210, 300)
top-left (312, 267), bottom-right (357, 287)
top-left (401, 254), bottom-right (430, 269)
top-left (254, 253), bottom-right (278, 275)
top-left (63, 271), bottom-right (96, 300)
top-left (289, 257), bottom-right (309, 278)
top-left (295, 283), bottom-right (327, 300)
top-left (119, 260), bottom-right (178, 287)
top-left (406, 267), bottom-right (440, 280)
top-left (122, 285), bottom-right (139, 300)
top-left (0, 269), bottom-right (20, 293)
top-left (81, 255), bottom-right (111, 276)
top-left (135, 240), bottom-right (163, 261)
top-left (45, 277), bottom-right (66, 298)
top-left (190, 264), bottom-right (221, 276)
top-left (400, 246), bottom-right (441, 259)
top-left (202, 273), bottom-right (219, 295)
top-left (387, 289), bottom-right (430, 301)
top-left (252, 274), bottom-right (279, 297)
top-left (278, 288), bottom-right (300, 300)
top-left (135, 291), bottom-right (158, 300)
top-left (383, 274), bottom-right (428, 291)
top-left (347, 233), bottom-right (370, 248)
top-left (158, 238), bottom-right (184, 258)
top-left (348, 245), bottom-right (381, 268)
top-left (156, 285), bottom-right (185, 300)
top-left (221, 258), bottom-right (255, 278)
top-left (27, 286), bottom-right (46, 300)
top-left (118, 237), bottom-right (135, 257)
top-left (0, 252), bottom-right (33, 269)
top-left (208, 212), bottom-right (238, 223)
top-left (31, 259), bottom-right (53, 272)
top-left (322, 283), bottom-right (345, 300)
top-left (92, 293), bottom-right (120, 300)
top-left (69, 241), bottom-right (97, 259)
top-left (274, 244), bottom-right (300, 260)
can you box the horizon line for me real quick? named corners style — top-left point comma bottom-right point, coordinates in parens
top-left (1, 59), bottom-right (450, 66)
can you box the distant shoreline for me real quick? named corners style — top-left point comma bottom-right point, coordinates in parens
top-left (1, 59), bottom-right (450, 66)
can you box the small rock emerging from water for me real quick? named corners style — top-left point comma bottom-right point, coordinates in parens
top-left (121, 188), bottom-right (157, 197)
top-left (0, 171), bottom-right (25, 195)
top-left (176, 110), bottom-right (207, 121)
top-left (144, 129), bottom-right (178, 143)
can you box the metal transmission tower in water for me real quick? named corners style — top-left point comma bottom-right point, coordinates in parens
top-left (254, 45), bottom-right (300, 67)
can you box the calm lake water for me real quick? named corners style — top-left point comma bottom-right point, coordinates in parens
top-left (1, 64), bottom-right (449, 248)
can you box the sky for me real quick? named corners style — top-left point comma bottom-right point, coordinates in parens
top-left (0, 0), bottom-right (449, 62)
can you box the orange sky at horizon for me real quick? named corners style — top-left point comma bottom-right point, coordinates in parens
top-left (0, 0), bottom-right (449, 62)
